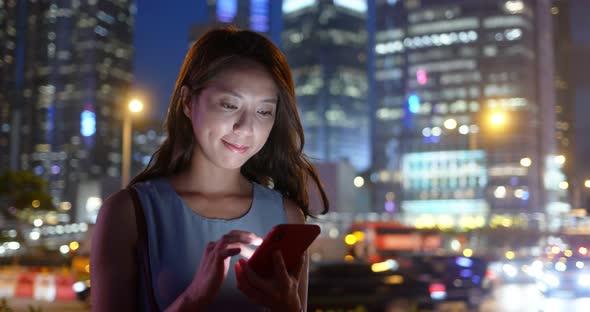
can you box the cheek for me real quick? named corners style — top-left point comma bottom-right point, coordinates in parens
top-left (191, 109), bottom-right (227, 136)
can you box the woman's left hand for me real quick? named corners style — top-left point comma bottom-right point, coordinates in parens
top-left (235, 251), bottom-right (304, 312)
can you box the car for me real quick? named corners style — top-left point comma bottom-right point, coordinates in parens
top-left (492, 257), bottom-right (542, 284)
top-left (308, 261), bottom-right (431, 312)
top-left (537, 256), bottom-right (590, 297)
top-left (308, 255), bottom-right (492, 312)
top-left (402, 255), bottom-right (492, 311)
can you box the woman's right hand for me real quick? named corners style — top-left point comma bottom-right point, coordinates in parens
top-left (181, 230), bottom-right (262, 308)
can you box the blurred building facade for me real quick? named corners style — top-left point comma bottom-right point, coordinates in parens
top-left (0, 0), bottom-right (18, 171)
top-left (552, 0), bottom-right (574, 183)
top-left (281, 0), bottom-right (371, 171)
top-left (0, 0), bottom-right (136, 221)
top-left (130, 119), bottom-right (166, 179)
top-left (371, 0), bottom-right (567, 230)
top-left (191, 0), bottom-right (281, 44)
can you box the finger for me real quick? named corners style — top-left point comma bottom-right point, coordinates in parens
top-left (219, 232), bottom-right (261, 247)
top-left (206, 241), bottom-right (215, 251)
top-left (240, 259), bottom-right (279, 298)
top-left (227, 230), bottom-right (263, 246)
top-left (218, 247), bottom-right (241, 259)
top-left (291, 252), bottom-right (306, 279)
top-left (214, 238), bottom-right (241, 254)
top-left (235, 262), bottom-right (268, 306)
top-left (240, 245), bottom-right (256, 260)
top-left (272, 251), bottom-right (291, 286)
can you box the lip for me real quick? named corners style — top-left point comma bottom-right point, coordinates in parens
top-left (222, 140), bottom-right (249, 154)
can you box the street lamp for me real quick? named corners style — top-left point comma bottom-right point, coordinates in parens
top-left (489, 112), bottom-right (506, 127)
top-left (121, 99), bottom-right (144, 188)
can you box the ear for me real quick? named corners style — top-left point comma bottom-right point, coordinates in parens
top-left (180, 85), bottom-right (192, 118)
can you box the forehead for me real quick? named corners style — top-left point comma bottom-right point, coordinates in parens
top-left (205, 60), bottom-right (278, 97)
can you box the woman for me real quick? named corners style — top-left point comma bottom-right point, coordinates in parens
top-left (90, 27), bottom-right (328, 311)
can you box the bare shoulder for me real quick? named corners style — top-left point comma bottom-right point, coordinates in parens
top-left (282, 197), bottom-right (305, 224)
top-left (90, 189), bottom-right (139, 310)
top-left (93, 189), bottom-right (138, 246)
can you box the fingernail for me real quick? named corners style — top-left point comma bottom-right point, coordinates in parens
top-left (251, 237), bottom-right (263, 246)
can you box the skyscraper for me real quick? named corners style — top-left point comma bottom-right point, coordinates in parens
top-left (282, 0), bottom-right (371, 171)
top-left (552, 0), bottom-right (574, 181)
top-left (372, 0), bottom-right (566, 230)
top-left (5, 0), bottom-right (136, 221)
top-left (194, 0), bottom-right (280, 44)
top-left (0, 0), bottom-right (19, 170)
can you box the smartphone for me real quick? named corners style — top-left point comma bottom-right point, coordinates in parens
top-left (247, 224), bottom-right (321, 278)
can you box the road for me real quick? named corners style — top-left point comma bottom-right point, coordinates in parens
top-left (1, 298), bottom-right (89, 312)
top-left (480, 283), bottom-right (590, 312)
top-left (3, 284), bottom-right (590, 312)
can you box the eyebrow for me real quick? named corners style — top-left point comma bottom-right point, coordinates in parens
top-left (215, 86), bottom-right (278, 104)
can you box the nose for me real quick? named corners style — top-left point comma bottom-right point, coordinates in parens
top-left (233, 111), bottom-right (253, 136)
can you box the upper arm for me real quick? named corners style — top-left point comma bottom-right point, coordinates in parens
top-left (90, 189), bottom-right (139, 311)
top-left (282, 197), bottom-right (309, 311)
top-left (282, 197), bottom-right (305, 225)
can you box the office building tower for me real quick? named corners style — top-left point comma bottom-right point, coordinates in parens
top-left (130, 119), bottom-right (166, 178)
top-left (282, 0), bottom-right (370, 171)
top-left (200, 0), bottom-right (281, 44)
top-left (373, 0), bottom-right (566, 230)
top-left (0, 0), bottom-right (19, 170)
top-left (551, 0), bottom-right (580, 210)
top-left (552, 0), bottom-right (574, 178)
top-left (8, 0), bottom-right (136, 220)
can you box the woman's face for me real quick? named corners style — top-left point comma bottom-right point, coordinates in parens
top-left (186, 60), bottom-right (278, 170)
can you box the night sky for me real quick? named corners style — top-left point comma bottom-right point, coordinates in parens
top-left (132, 0), bottom-right (207, 119)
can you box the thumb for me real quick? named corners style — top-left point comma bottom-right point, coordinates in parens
top-left (291, 252), bottom-right (306, 278)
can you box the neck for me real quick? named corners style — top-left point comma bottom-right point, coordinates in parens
top-left (170, 151), bottom-right (249, 196)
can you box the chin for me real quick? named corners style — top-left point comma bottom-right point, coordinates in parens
top-left (216, 156), bottom-right (250, 170)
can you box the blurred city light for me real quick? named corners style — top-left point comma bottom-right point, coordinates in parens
top-left (490, 112), bottom-right (506, 126)
top-left (69, 241), bottom-right (80, 251)
top-left (128, 98), bottom-right (144, 113)
top-left (353, 176), bottom-right (365, 188)
top-left (416, 68), bottom-right (428, 85)
top-left (505, 251), bottom-right (515, 259)
top-left (554, 154), bottom-right (566, 165)
top-left (520, 157), bottom-right (532, 167)
top-left (443, 118), bottom-right (457, 130)
top-left (558, 181), bottom-right (569, 190)
top-left (584, 180), bottom-right (590, 188)
top-left (408, 94), bottom-right (420, 113)
top-left (344, 234), bottom-right (358, 245)
top-left (505, 0), bottom-right (525, 13)
top-left (458, 125), bottom-right (470, 135)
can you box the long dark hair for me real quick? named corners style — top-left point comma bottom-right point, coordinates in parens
top-left (130, 27), bottom-right (328, 217)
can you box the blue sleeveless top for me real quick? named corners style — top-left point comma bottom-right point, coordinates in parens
top-left (132, 178), bottom-right (287, 311)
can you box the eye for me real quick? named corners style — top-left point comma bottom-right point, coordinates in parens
top-left (221, 102), bottom-right (237, 110)
top-left (257, 110), bottom-right (273, 117)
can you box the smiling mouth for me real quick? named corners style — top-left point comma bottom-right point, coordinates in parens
top-left (222, 140), bottom-right (249, 154)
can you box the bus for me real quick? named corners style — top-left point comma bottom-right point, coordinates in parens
top-left (344, 221), bottom-right (466, 263)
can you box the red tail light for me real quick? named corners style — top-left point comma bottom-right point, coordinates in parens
top-left (429, 283), bottom-right (447, 300)
top-left (429, 283), bottom-right (446, 293)
top-left (485, 269), bottom-right (496, 280)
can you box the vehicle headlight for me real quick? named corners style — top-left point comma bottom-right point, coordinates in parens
top-left (577, 274), bottom-right (590, 287)
top-left (543, 273), bottom-right (560, 288)
top-left (503, 264), bottom-right (518, 278)
top-left (72, 281), bottom-right (87, 293)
